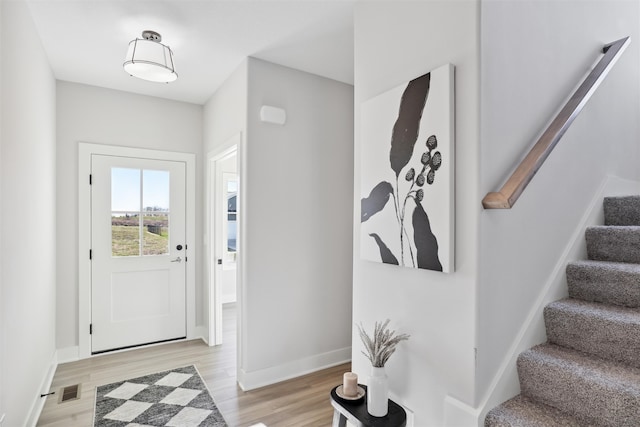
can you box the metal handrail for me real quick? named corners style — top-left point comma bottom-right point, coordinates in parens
top-left (483, 37), bottom-right (630, 209)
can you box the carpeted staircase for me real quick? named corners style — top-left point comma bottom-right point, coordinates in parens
top-left (485, 196), bottom-right (640, 426)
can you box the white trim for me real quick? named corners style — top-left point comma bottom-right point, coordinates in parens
top-left (237, 346), bottom-right (352, 391)
top-left (236, 134), bottom-right (247, 391)
top-left (26, 351), bottom-right (57, 427)
top-left (206, 135), bottom-right (241, 348)
top-left (78, 142), bottom-right (197, 359)
top-left (474, 175), bottom-right (640, 425)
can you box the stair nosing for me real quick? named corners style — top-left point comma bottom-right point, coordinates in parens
top-left (485, 394), bottom-right (587, 426)
top-left (568, 258), bottom-right (640, 270)
top-left (587, 225), bottom-right (640, 230)
top-left (545, 297), bottom-right (640, 321)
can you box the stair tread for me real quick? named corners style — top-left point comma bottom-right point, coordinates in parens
top-left (521, 343), bottom-right (640, 386)
top-left (604, 195), bottom-right (640, 200)
top-left (546, 297), bottom-right (640, 320)
top-left (568, 259), bottom-right (640, 272)
top-left (587, 225), bottom-right (640, 230)
top-left (518, 344), bottom-right (640, 426)
top-left (545, 298), bottom-right (640, 367)
top-left (485, 394), bottom-right (592, 427)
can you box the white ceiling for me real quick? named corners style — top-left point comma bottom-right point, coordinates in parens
top-left (26, 0), bottom-right (356, 105)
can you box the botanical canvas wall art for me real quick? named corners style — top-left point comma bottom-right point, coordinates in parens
top-left (360, 64), bottom-right (454, 273)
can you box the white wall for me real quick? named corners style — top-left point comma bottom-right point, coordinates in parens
top-left (203, 61), bottom-right (247, 155)
top-left (353, 2), bottom-right (480, 425)
top-left (1, 2), bottom-right (57, 425)
top-left (239, 58), bottom-right (354, 388)
top-left (477, 0), bottom-right (640, 416)
top-left (56, 82), bottom-right (203, 352)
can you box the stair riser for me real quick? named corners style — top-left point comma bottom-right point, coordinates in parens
top-left (544, 305), bottom-right (640, 369)
top-left (567, 263), bottom-right (640, 308)
top-left (586, 227), bottom-right (640, 263)
top-left (604, 196), bottom-right (640, 226)
top-left (518, 352), bottom-right (640, 427)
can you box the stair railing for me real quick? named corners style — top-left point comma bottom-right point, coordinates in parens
top-left (482, 37), bottom-right (630, 209)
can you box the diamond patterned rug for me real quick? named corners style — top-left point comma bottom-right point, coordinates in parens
top-left (93, 365), bottom-right (227, 427)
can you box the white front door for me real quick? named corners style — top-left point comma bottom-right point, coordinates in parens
top-left (91, 155), bottom-right (187, 353)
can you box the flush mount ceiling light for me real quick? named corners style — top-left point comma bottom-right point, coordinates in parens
top-left (124, 30), bottom-right (177, 83)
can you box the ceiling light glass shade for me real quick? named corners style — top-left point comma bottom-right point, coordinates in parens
top-left (123, 32), bottom-right (177, 83)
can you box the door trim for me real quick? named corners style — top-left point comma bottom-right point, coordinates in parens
top-left (78, 142), bottom-right (196, 359)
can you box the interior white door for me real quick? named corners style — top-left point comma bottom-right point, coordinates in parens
top-left (91, 155), bottom-right (186, 353)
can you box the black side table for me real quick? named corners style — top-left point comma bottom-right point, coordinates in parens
top-left (330, 384), bottom-right (407, 427)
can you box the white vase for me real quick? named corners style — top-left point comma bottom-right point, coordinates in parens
top-left (367, 366), bottom-right (389, 417)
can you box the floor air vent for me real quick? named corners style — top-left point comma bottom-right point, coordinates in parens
top-left (58, 384), bottom-right (81, 403)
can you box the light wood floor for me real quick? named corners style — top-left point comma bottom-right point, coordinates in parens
top-left (37, 305), bottom-right (349, 427)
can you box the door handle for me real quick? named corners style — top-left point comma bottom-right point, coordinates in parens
top-left (170, 257), bottom-right (182, 263)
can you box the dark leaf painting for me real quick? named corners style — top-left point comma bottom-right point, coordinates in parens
top-left (390, 73), bottom-right (431, 178)
top-left (361, 181), bottom-right (394, 223)
top-left (360, 64), bottom-right (454, 273)
top-left (369, 233), bottom-right (399, 265)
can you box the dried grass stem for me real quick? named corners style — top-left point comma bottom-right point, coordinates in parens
top-left (357, 319), bottom-right (410, 367)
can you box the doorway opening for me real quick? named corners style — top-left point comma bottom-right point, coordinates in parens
top-left (208, 135), bottom-right (240, 346)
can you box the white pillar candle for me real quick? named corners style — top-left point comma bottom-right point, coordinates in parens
top-left (343, 372), bottom-right (358, 397)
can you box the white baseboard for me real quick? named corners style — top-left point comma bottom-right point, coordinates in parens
top-left (26, 351), bottom-right (58, 427)
top-left (193, 326), bottom-right (209, 345)
top-left (56, 346), bottom-right (79, 364)
top-left (238, 346), bottom-right (351, 391)
top-left (475, 175), bottom-right (640, 425)
top-left (443, 395), bottom-right (479, 427)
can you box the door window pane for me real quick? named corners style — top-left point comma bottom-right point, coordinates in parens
top-left (143, 170), bottom-right (170, 211)
top-left (222, 174), bottom-right (238, 267)
top-left (111, 168), bottom-right (171, 257)
top-left (142, 170), bottom-right (170, 256)
top-left (226, 180), bottom-right (237, 253)
top-left (143, 212), bottom-right (169, 255)
top-left (112, 213), bottom-right (140, 256)
top-left (111, 168), bottom-right (140, 211)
